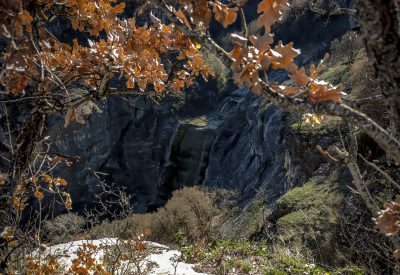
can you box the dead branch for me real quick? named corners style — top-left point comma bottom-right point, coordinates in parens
top-left (151, 0), bottom-right (400, 164)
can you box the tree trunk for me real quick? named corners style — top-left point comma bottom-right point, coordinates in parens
top-left (0, 110), bottom-right (46, 258)
top-left (356, 0), bottom-right (400, 133)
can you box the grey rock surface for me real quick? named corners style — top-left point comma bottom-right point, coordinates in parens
top-left (37, 0), bottom-right (355, 214)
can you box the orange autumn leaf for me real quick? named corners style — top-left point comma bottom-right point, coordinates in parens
top-left (257, 0), bottom-right (288, 33)
top-left (310, 53), bottom-right (329, 79)
top-left (5, 74), bottom-right (29, 94)
top-left (76, 0), bottom-right (87, 11)
top-left (63, 192), bottom-right (72, 209)
top-left (111, 2), bottom-right (125, 15)
top-left (174, 9), bottom-right (191, 28)
top-left (34, 190), bottom-right (44, 200)
top-left (269, 41), bottom-right (300, 69)
top-left (376, 196), bottom-right (400, 236)
top-left (43, 174), bottom-right (52, 185)
top-left (307, 81), bottom-right (344, 103)
top-left (288, 63), bottom-right (308, 86)
top-left (126, 78), bottom-right (135, 89)
top-left (56, 177), bottom-right (68, 187)
top-left (15, 10), bottom-right (33, 35)
top-left (249, 34), bottom-right (274, 53)
top-left (190, 0), bottom-right (212, 30)
top-left (171, 78), bottom-right (186, 92)
top-left (51, 155), bottom-right (66, 164)
top-left (272, 85), bottom-right (300, 95)
top-left (232, 63), bottom-right (260, 94)
top-left (213, 2), bottom-right (238, 28)
top-left (230, 44), bottom-right (249, 71)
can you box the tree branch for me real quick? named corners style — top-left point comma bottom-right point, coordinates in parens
top-left (359, 154), bottom-right (400, 190)
top-left (310, 5), bottom-right (358, 17)
top-left (347, 128), bottom-right (379, 214)
top-left (151, 0), bottom-right (400, 164)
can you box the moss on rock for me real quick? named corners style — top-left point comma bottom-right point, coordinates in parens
top-left (274, 180), bottom-right (344, 263)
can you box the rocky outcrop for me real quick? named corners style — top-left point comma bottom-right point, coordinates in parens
top-left (158, 89), bottom-right (294, 207)
top-left (46, 96), bottom-right (178, 213)
top-left (41, 0), bottom-right (356, 214)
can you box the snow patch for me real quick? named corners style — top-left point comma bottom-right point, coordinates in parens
top-left (33, 238), bottom-right (206, 275)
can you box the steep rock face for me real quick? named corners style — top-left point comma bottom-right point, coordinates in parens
top-left (157, 89), bottom-right (298, 207)
top-left (47, 96), bottom-right (178, 213)
top-left (43, 1), bottom-right (356, 213)
top-left (46, 80), bottom-right (222, 213)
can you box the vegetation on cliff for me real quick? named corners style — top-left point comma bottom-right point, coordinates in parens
top-left (1, 0), bottom-right (400, 273)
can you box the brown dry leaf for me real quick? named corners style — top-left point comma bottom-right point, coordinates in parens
top-left (288, 63), bottom-right (308, 86)
top-left (63, 192), bottom-right (72, 209)
top-left (56, 177), bottom-right (68, 187)
top-left (213, 2), bottom-right (238, 28)
top-left (18, 10), bottom-right (33, 25)
top-left (51, 155), bottom-right (66, 164)
top-left (376, 208), bottom-right (400, 236)
top-left (310, 53), bottom-right (329, 79)
top-left (376, 198), bottom-right (400, 236)
top-left (76, 0), bottom-right (87, 11)
top-left (7, 74), bottom-right (29, 94)
top-left (34, 190), bottom-right (44, 200)
top-left (172, 78), bottom-right (185, 92)
top-left (307, 81), bottom-right (343, 103)
top-left (127, 78), bottom-right (135, 89)
top-left (270, 41), bottom-right (300, 69)
top-left (16, 10), bottom-right (33, 35)
top-left (111, 2), bottom-right (125, 15)
top-left (43, 174), bottom-right (52, 185)
top-left (233, 63), bottom-right (260, 94)
top-left (174, 9), bottom-right (191, 28)
top-left (230, 44), bottom-right (247, 70)
top-left (249, 34), bottom-right (274, 53)
top-left (257, 0), bottom-right (287, 33)
top-left (8, 240), bottom-right (17, 246)
top-left (135, 241), bottom-right (146, 251)
top-left (1, 226), bottom-right (14, 242)
top-left (272, 85), bottom-right (300, 95)
top-left (191, 0), bottom-right (212, 30)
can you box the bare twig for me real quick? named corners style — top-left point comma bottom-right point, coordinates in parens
top-left (359, 154), bottom-right (400, 190)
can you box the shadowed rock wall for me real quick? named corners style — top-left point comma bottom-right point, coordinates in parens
top-left (37, 0), bottom-right (355, 213)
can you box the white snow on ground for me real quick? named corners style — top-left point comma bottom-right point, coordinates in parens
top-left (147, 250), bottom-right (203, 275)
top-left (32, 238), bottom-right (206, 275)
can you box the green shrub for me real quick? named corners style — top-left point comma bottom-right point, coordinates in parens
top-left (88, 187), bottom-right (219, 246)
top-left (274, 180), bottom-right (343, 262)
top-left (149, 186), bottom-right (219, 245)
top-left (44, 213), bottom-right (86, 244)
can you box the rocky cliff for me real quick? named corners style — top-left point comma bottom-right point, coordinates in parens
top-left (43, 0), bottom-right (356, 214)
